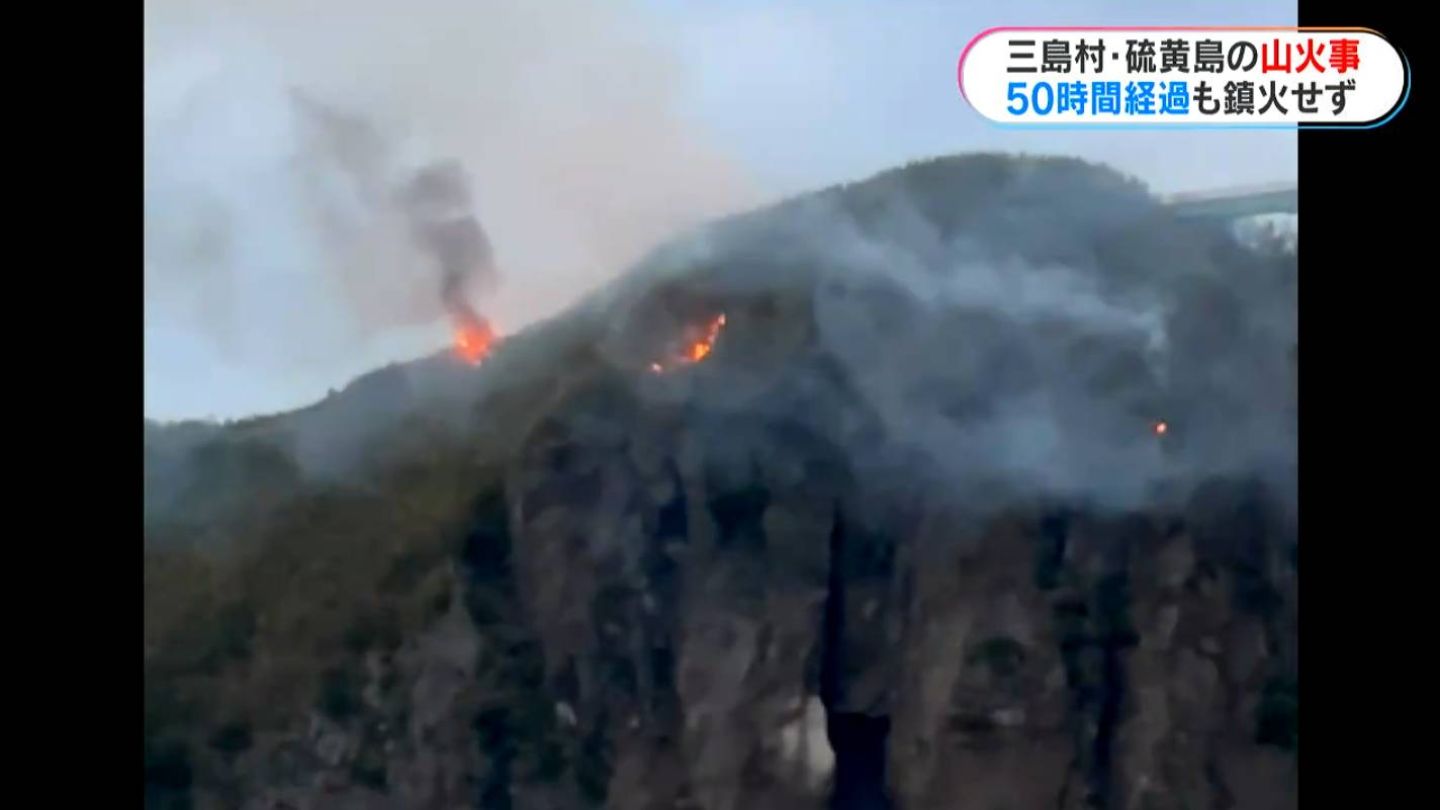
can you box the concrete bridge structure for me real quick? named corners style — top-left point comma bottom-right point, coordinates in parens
top-left (1163, 182), bottom-right (1298, 220)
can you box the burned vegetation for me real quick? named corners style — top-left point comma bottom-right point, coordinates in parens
top-left (145, 153), bottom-right (1296, 810)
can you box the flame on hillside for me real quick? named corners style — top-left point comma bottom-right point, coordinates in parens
top-left (452, 307), bottom-right (498, 365)
top-left (650, 313), bottom-right (726, 373)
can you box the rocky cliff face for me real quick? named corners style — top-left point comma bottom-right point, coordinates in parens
top-left (145, 154), bottom-right (1296, 810)
top-left (475, 365), bottom-right (1296, 810)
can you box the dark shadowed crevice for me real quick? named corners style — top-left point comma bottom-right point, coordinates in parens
top-left (646, 465), bottom-right (686, 723)
top-left (460, 484), bottom-right (562, 809)
top-left (829, 714), bottom-right (892, 810)
top-left (655, 480), bottom-right (688, 540)
top-left (708, 484), bottom-right (770, 552)
top-left (820, 505), bottom-right (845, 711)
top-left (1035, 509), bottom-right (1071, 591)
top-left (1050, 529), bottom-right (1137, 810)
top-left (821, 506), bottom-right (893, 810)
top-left (1090, 637), bottom-right (1126, 808)
top-left (1087, 573), bottom-right (1137, 809)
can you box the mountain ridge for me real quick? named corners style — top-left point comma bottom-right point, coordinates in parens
top-left (145, 152), bottom-right (1296, 810)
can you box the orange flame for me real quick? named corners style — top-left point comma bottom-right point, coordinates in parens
top-left (452, 312), bottom-right (498, 365)
top-left (1153, 420), bottom-right (1169, 436)
top-left (651, 313), bottom-right (726, 373)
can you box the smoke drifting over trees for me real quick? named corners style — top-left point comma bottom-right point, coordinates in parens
top-left (592, 154), bottom-right (1296, 510)
top-left (146, 154), bottom-right (1298, 809)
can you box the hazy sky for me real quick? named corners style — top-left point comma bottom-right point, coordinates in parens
top-left (653, 0), bottom-right (1297, 197)
top-left (144, 0), bottom-right (1296, 421)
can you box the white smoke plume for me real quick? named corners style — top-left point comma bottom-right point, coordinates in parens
top-left (606, 156), bottom-right (1296, 511)
top-left (144, 0), bottom-right (753, 418)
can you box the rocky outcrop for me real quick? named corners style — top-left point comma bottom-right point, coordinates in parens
top-left (476, 370), bottom-right (1297, 810)
top-left (213, 567), bottom-right (483, 810)
top-left (168, 468), bottom-right (1296, 810)
top-left (145, 154), bottom-right (1296, 810)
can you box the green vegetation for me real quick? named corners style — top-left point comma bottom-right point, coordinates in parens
top-left (144, 403), bottom-right (514, 803)
top-left (143, 153), bottom-right (1296, 805)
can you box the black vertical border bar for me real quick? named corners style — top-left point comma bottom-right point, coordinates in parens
top-left (15, 0), bottom-right (138, 803)
top-left (1299, 1), bottom-right (1424, 805)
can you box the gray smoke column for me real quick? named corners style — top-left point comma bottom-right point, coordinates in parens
top-left (396, 160), bottom-right (500, 360)
top-left (144, 0), bottom-right (750, 418)
top-left (295, 92), bottom-right (500, 360)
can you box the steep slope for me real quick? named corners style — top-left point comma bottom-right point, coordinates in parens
top-left (144, 153), bottom-right (1297, 810)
